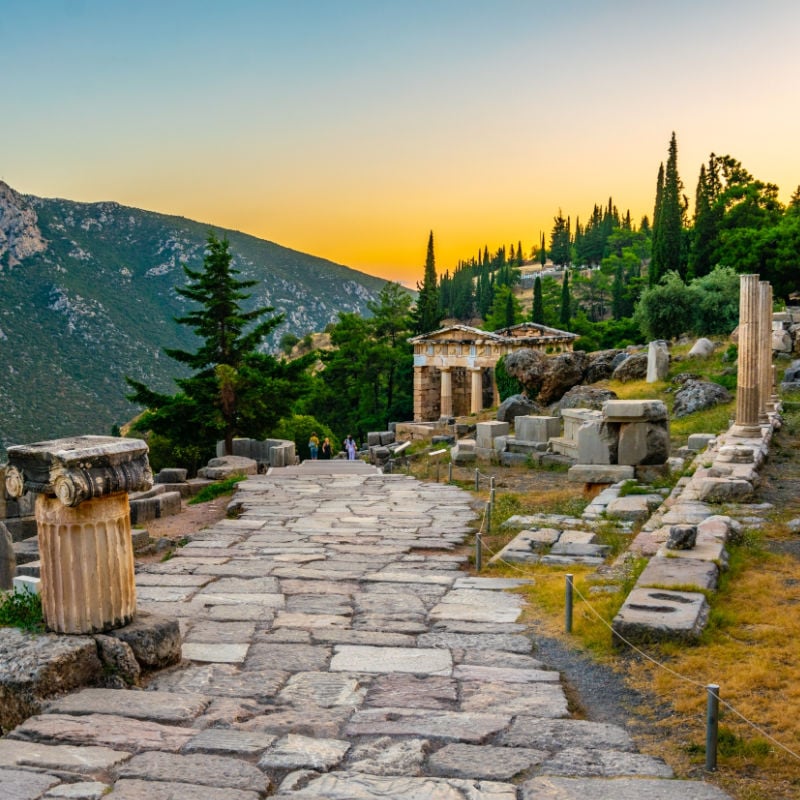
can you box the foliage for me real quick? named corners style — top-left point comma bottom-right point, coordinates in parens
top-left (634, 266), bottom-right (740, 341)
top-left (559, 270), bottom-right (571, 328)
top-left (571, 313), bottom-right (640, 352)
top-left (484, 285), bottom-right (523, 331)
top-left (298, 282), bottom-right (414, 441)
top-left (0, 589), bottom-right (44, 632)
top-left (188, 474), bottom-right (247, 505)
top-left (127, 233), bottom-right (312, 468)
top-left (531, 275), bottom-right (544, 324)
top-left (650, 132), bottom-right (687, 284)
top-left (272, 414), bottom-right (338, 460)
top-left (494, 355), bottom-right (523, 402)
top-left (279, 332), bottom-right (300, 354)
top-left (549, 210), bottom-right (571, 266)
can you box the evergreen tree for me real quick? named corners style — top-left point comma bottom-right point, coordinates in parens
top-left (539, 233), bottom-right (547, 267)
top-left (531, 275), bottom-right (544, 324)
top-left (650, 132), bottom-right (686, 283)
top-left (550, 210), bottom-right (571, 266)
top-left (127, 232), bottom-right (309, 464)
top-left (559, 270), bottom-right (571, 328)
top-left (412, 231), bottom-right (440, 334)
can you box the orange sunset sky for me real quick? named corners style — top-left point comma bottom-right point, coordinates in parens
top-left (2, 1), bottom-right (799, 286)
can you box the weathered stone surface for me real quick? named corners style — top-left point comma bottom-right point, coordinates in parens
top-left (365, 673), bottom-right (457, 709)
top-left (617, 422), bottom-right (670, 466)
top-left (611, 352), bottom-right (648, 383)
top-left (198, 455), bottom-right (257, 480)
top-left (258, 732), bottom-right (350, 770)
top-left (182, 642), bottom-right (250, 663)
top-left (688, 337), bottom-right (716, 358)
top-left (0, 628), bottom-right (102, 734)
top-left (520, 776), bottom-right (732, 799)
top-left (636, 557), bottom-right (719, 591)
top-left (501, 718), bottom-right (634, 750)
top-left (46, 688), bottom-right (209, 724)
top-left (687, 433), bottom-right (716, 451)
top-left (576, 419), bottom-right (616, 465)
top-left (94, 634), bottom-right (141, 686)
top-left (696, 477), bottom-right (755, 503)
top-left (540, 747), bottom-right (672, 777)
top-left (0, 739), bottom-right (129, 773)
top-left (460, 681), bottom-right (569, 717)
top-left (583, 350), bottom-right (624, 384)
top-left (239, 704), bottom-right (354, 738)
top-left (331, 645), bottom-right (452, 675)
top-left (0, 521), bottom-right (16, 590)
top-left (278, 672), bottom-right (365, 707)
top-left (538, 351), bottom-right (590, 404)
top-left (567, 465), bottom-right (635, 484)
top-left (107, 611), bottom-right (181, 670)
top-left (613, 588), bottom-right (710, 645)
top-left (243, 643), bottom-right (331, 672)
top-left (672, 380), bottom-right (732, 418)
top-left (428, 743), bottom-right (546, 780)
top-left (44, 781), bottom-right (110, 799)
top-left (348, 736), bottom-right (427, 776)
top-left (417, 632), bottom-right (532, 653)
top-left (666, 525), bottom-right (697, 550)
top-left (496, 394), bottom-right (540, 423)
top-left (346, 708), bottom-right (510, 742)
top-left (646, 340), bottom-right (670, 382)
top-left (117, 751), bottom-right (269, 793)
top-left (182, 727), bottom-right (277, 756)
top-left (0, 767), bottom-right (60, 800)
top-left (8, 713), bottom-right (196, 752)
top-left (148, 663), bottom-right (288, 700)
top-left (513, 415), bottom-right (560, 443)
top-left (605, 495), bottom-right (661, 522)
top-left (106, 779), bottom-right (260, 800)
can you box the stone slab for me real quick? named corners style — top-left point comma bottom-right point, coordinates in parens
top-left (182, 728), bottom-right (277, 756)
top-left (0, 739), bottom-right (130, 773)
top-left (330, 645), bottom-right (452, 675)
top-left (429, 742), bottom-right (546, 780)
top-left (181, 642), bottom-right (250, 663)
top-left (45, 688), bottom-right (209, 723)
top-left (540, 746), bottom-right (672, 778)
top-left (44, 782), bottom-right (109, 799)
top-left (500, 718), bottom-right (634, 750)
top-left (0, 767), bottom-right (60, 800)
top-left (568, 465), bottom-right (635, 483)
top-left (116, 751), bottom-right (269, 793)
top-left (519, 776), bottom-right (732, 799)
top-left (637, 557), bottom-right (719, 591)
top-left (345, 708), bottom-right (511, 742)
top-left (106, 779), bottom-right (261, 800)
top-left (257, 732), bottom-right (350, 770)
top-left (613, 588), bottom-right (710, 645)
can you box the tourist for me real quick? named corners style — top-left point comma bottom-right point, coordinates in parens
top-left (344, 434), bottom-right (357, 460)
top-left (320, 437), bottom-right (332, 459)
top-left (308, 432), bottom-right (320, 460)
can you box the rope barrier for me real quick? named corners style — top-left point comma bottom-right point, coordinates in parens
top-left (472, 530), bottom-right (800, 765)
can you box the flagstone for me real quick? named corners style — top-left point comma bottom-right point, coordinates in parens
top-left (0, 739), bottom-right (130, 773)
top-left (258, 732), bottom-right (350, 771)
top-left (107, 779), bottom-right (261, 800)
top-left (45, 689), bottom-right (209, 723)
top-left (277, 672), bottom-right (366, 708)
top-left (147, 663), bottom-right (288, 699)
top-left (345, 708), bottom-right (510, 742)
top-left (182, 642), bottom-right (250, 663)
top-left (330, 645), bottom-right (452, 675)
top-left (181, 728), bottom-right (277, 756)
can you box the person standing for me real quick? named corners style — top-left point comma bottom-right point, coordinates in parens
top-left (308, 432), bottom-right (320, 460)
top-left (344, 434), bottom-right (357, 460)
top-left (320, 437), bottom-right (332, 459)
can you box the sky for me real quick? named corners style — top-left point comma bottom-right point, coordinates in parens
top-left (2, 1), bottom-right (799, 286)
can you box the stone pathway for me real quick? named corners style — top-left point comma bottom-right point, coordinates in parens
top-left (0, 464), bottom-right (731, 799)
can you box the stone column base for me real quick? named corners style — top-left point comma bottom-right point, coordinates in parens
top-left (36, 493), bottom-right (137, 634)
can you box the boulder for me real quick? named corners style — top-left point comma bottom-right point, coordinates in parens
top-left (155, 468), bottom-right (188, 484)
top-left (612, 352), bottom-right (648, 383)
top-left (584, 349), bottom-right (624, 383)
top-left (496, 393), bottom-right (540, 423)
top-left (782, 360), bottom-right (800, 383)
top-left (666, 525), bottom-right (697, 551)
top-left (107, 611), bottom-right (181, 670)
top-left (617, 422), bottom-right (670, 466)
top-left (503, 348), bottom-right (548, 393)
top-left (537, 351), bottom-right (590, 404)
top-left (672, 380), bottom-right (733, 418)
top-left (672, 372), bottom-right (702, 386)
top-left (688, 338), bottom-right (715, 358)
top-left (773, 329), bottom-right (793, 353)
top-left (558, 385), bottom-right (617, 412)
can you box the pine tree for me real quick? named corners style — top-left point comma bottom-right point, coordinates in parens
top-left (412, 231), bottom-right (440, 334)
top-left (550, 210), bottom-right (571, 266)
top-left (559, 270), bottom-right (571, 328)
top-left (531, 275), bottom-right (544, 324)
top-left (126, 232), bottom-right (309, 464)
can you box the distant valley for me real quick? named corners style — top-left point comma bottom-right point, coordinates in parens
top-left (0, 182), bottom-right (389, 458)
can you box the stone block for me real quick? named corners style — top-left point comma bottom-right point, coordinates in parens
top-left (506, 438), bottom-right (547, 455)
top-left (666, 525), bottom-right (697, 550)
top-left (612, 588), bottom-right (710, 645)
top-left (0, 522), bottom-right (14, 591)
top-left (475, 421), bottom-right (509, 449)
top-left (367, 432), bottom-right (381, 447)
top-left (199, 456), bottom-right (257, 480)
top-left (605, 495), bottom-right (661, 522)
top-left (567, 465), bottom-right (634, 484)
top-left (155, 468), bottom-right (188, 484)
top-left (561, 408), bottom-right (601, 440)
top-left (773, 329), bottom-right (793, 352)
top-left (107, 611), bottom-right (181, 670)
top-left (634, 463), bottom-right (672, 483)
top-left (129, 491), bottom-right (182, 525)
top-left (3, 517), bottom-right (37, 542)
top-left (687, 433), bottom-right (716, 452)
top-left (646, 340), bottom-right (670, 382)
top-left (637, 557), bottom-right (719, 591)
top-left (379, 431), bottom-right (395, 446)
top-left (576, 420), bottom-right (616, 465)
top-left (696, 477), bottom-right (755, 503)
top-left (514, 415), bottom-right (560, 443)
top-left (617, 422), bottom-right (670, 466)
top-left (602, 399), bottom-right (668, 422)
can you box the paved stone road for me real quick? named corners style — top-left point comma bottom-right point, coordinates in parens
top-left (0, 463), bottom-right (732, 799)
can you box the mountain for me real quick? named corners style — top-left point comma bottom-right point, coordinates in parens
top-left (0, 182), bottom-right (390, 459)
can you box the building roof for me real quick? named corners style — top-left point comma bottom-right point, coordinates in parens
top-left (409, 321), bottom-right (578, 345)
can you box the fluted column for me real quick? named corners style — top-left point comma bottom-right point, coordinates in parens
top-left (469, 368), bottom-right (483, 415)
top-left (760, 281), bottom-right (774, 416)
top-left (6, 435), bottom-right (152, 634)
top-left (440, 367), bottom-right (453, 418)
top-left (732, 274), bottom-right (762, 437)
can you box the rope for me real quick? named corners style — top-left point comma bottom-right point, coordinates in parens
top-left (474, 533), bottom-right (800, 764)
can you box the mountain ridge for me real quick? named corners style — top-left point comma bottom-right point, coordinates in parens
top-left (0, 182), bottom-right (391, 458)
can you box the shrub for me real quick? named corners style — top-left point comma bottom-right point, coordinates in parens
top-left (0, 589), bottom-right (44, 632)
top-left (272, 414), bottom-right (338, 460)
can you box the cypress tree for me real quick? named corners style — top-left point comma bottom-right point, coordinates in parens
top-left (651, 132), bottom-right (685, 283)
top-left (539, 233), bottom-right (546, 267)
top-left (412, 231), bottom-right (440, 334)
top-left (531, 275), bottom-right (544, 324)
top-left (650, 163), bottom-right (665, 285)
top-left (559, 270), bottom-right (571, 328)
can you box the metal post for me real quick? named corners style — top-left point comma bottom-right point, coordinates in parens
top-left (475, 532), bottom-right (482, 573)
top-left (448, 462), bottom-right (453, 483)
top-left (706, 684), bottom-right (720, 771)
top-left (490, 476), bottom-right (496, 505)
top-left (474, 468), bottom-right (479, 491)
top-left (486, 500), bottom-right (492, 534)
top-left (565, 573), bottom-right (574, 634)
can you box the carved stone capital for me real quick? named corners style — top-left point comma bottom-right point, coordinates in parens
top-left (6, 435), bottom-right (153, 507)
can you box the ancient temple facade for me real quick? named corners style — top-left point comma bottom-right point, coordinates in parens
top-left (409, 322), bottom-right (578, 421)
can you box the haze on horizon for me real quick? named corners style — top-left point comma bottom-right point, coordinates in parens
top-left (2, 0), bottom-right (798, 287)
